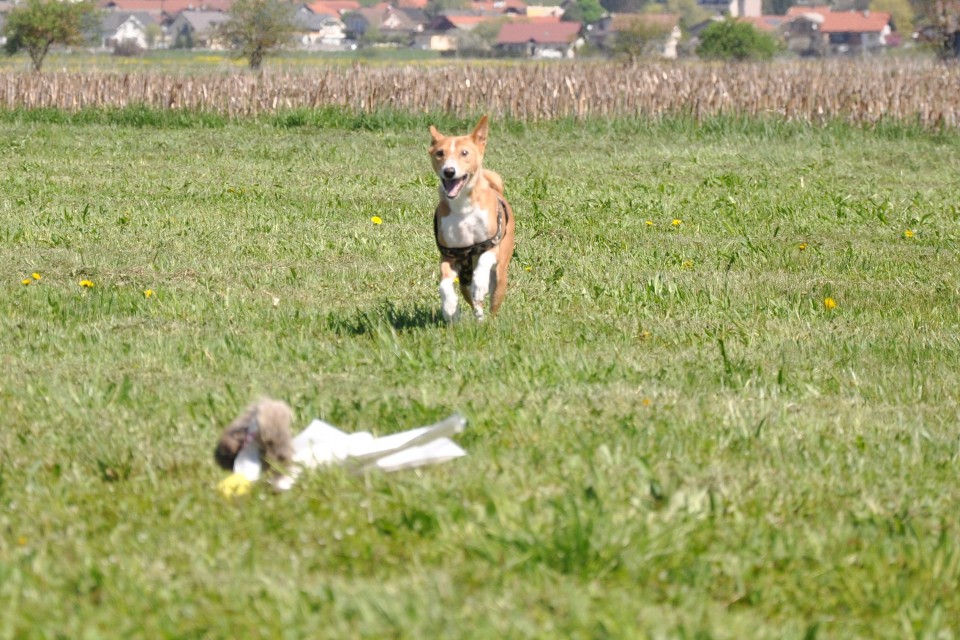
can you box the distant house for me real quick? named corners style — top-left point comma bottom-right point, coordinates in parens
top-left (100, 0), bottom-right (232, 24)
top-left (736, 15), bottom-right (784, 34)
top-left (419, 13), bottom-right (509, 51)
top-left (168, 9), bottom-right (229, 49)
top-left (0, 13), bottom-right (6, 48)
top-left (525, 5), bottom-right (564, 19)
top-left (100, 10), bottom-right (159, 49)
top-left (294, 5), bottom-right (347, 48)
top-left (495, 20), bottom-right (581, 58)
top-left (784, 6), bottom-right (892, 55)
top-left (591, 13), bottom-right (682, 59)
top-left (343, 5), bottom-right (424, 42)
top-left (307, 0), bottom-right (362, 16)
top-left (471, 0), bottom-right (527, 15)
top-left (426, 13), bottom-right (498, 32)
top-left (414, 31), bottom-right (458, 51)
top-left (398, 6), bottom-right (428, 30)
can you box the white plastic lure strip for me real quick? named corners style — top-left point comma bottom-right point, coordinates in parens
top-left (232, 414), bottom-right (468, 491)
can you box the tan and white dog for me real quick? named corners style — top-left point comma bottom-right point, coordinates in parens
top-left (429, 115), bottom-right (515, 322)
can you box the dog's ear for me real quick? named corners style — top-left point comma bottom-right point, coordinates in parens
top-left (471, 115), bottom-right (489, 147)
top-left (429, 125), bottom-right (443, 145)
top-left (214, 430), bottom-right (244, 470)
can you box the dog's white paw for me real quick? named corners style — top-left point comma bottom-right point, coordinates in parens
top-left (440, 279), bottom-right (459, 322)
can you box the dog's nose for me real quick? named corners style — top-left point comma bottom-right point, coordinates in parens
top-left (442, 167), bottom-right (456, 179)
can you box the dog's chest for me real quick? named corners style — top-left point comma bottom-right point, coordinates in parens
top-left (437, 202), bottom-right (491, 248)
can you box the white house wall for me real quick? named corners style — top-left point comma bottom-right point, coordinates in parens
top-left (107, 18), bottom-right (148, 49)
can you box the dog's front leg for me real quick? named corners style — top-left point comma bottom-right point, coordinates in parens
top-left (439, 259), bottom-right (459, 323)
top-left (469, 252), bottom-right (497, 321)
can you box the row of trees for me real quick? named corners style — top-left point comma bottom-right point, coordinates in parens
top-left (2, 0), bottom-right (297, 71)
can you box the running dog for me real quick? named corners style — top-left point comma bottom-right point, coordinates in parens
top-left (429, 115), bottom-right (515, 322)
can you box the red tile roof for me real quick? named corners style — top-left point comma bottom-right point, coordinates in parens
top-left (308, 0), bottom-right (362, 15)
top-left (517, 15), bottom-right (562, 23)
top-left (786, 6), bottom-right (830, 18)
top-left (101, 0), bottom-right (231, 14)
top-left (496, 20), bottom-right (580, 44)
top-left (821, 10), bottom-right (890, 33)
top-left (445, 15), bottom-right (493, 28)
top-left (786, 6), bottom-right (891, 33)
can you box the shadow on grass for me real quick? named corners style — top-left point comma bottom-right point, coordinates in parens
top-left (327, 300), bottom-right (442, 336)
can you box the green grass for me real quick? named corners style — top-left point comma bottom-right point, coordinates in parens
top-left (0, 48), bottom-right (449, 74)
top-left (2, 110), bottom-right (960, 638)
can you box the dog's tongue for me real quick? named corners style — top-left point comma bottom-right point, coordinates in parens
top-left (443, 176), bottom-right (467, 199)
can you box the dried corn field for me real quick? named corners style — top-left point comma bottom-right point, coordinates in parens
top-left (2, 59), bottom-right (959, 127)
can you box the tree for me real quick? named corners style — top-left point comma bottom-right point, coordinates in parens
top-left (145, 23), bottom-right (163, 49)
top-left (665, 0), bottom-right (711, 28)
top-left (2, 0), bottom-right (98, 73)
top-left (872, 0), bottom-right (915, 34)
top-left (697, 18), bottom-right (780, 60)
top-left (763, 0), bottom-right (797, 15)
top-left (912, 0), bottom-right (960, 55)
top-left (219, 0), bottom-right (297, 70)
top-left (613, 18), bottom-right (672, 59)
top-left (360, 24), bottom-right (386, 45)
top-left (563, 0), bottom-right (606, 24)
top-left (458, 16), bottom-right (506, 51)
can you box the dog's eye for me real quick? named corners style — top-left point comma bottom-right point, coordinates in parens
top-left (461, 149), bottom-right (469, 156)
top-left (434, 150), bottom-right (444, 158)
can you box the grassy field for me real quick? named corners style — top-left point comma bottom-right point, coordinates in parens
top-left (0, 48), bottom-right (447, 74)
top-left (2, 110), bottom-right (960, 638)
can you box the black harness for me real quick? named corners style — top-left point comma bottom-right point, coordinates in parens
top-left (434, 197), bottom-right (509, 286)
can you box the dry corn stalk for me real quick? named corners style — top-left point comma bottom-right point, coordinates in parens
top-left (1, 59), bottom-right (957, 127)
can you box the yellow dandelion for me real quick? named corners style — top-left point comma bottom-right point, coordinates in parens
top-left (645, 220), bottom-right (654, 226)
top-left (682, 260), bottom-right (694, 269)
top-left (799, 242), bottom-right (808, 251)
top-left (671, 219), bottom-right (682, 227)
top-left (79, 279), bottom-right (94, 288)
top-left (824, 297), bottom-right (837, 311)
top-left (21, 278), bottom-right (31, 286)
top-left (218, 473), bottom-right (252, 498)
top-left (32, 272), bottom-right (41, 280)
top-left (453, 276), bottom-right (459, 284)
top-left (17, 536), bottom-right (27, 546)
top-left (642, 398), bottom-right (652, 407)
top-left (524, 265), bottom-right (531, 272)
top-left (904, 229), bottom-right (914, 239)
top-left (371, 216), bottom-right (383, 225)
top-left (144, 289), bottom-right (154, 298)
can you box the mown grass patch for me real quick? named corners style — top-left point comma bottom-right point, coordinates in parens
top-left (2, 114), bottom-right (960, 638)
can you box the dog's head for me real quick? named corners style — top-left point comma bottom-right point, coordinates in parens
top-left (429, 115), bottom-right (489, 200)
top-left (214, 422), bottom-right (251, 471)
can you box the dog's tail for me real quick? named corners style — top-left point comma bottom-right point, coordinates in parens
top-left (483, 169), bottom-right (504, 195)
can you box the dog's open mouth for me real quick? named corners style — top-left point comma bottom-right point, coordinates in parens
top-left (442, 174), bottom-right (468, 199)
